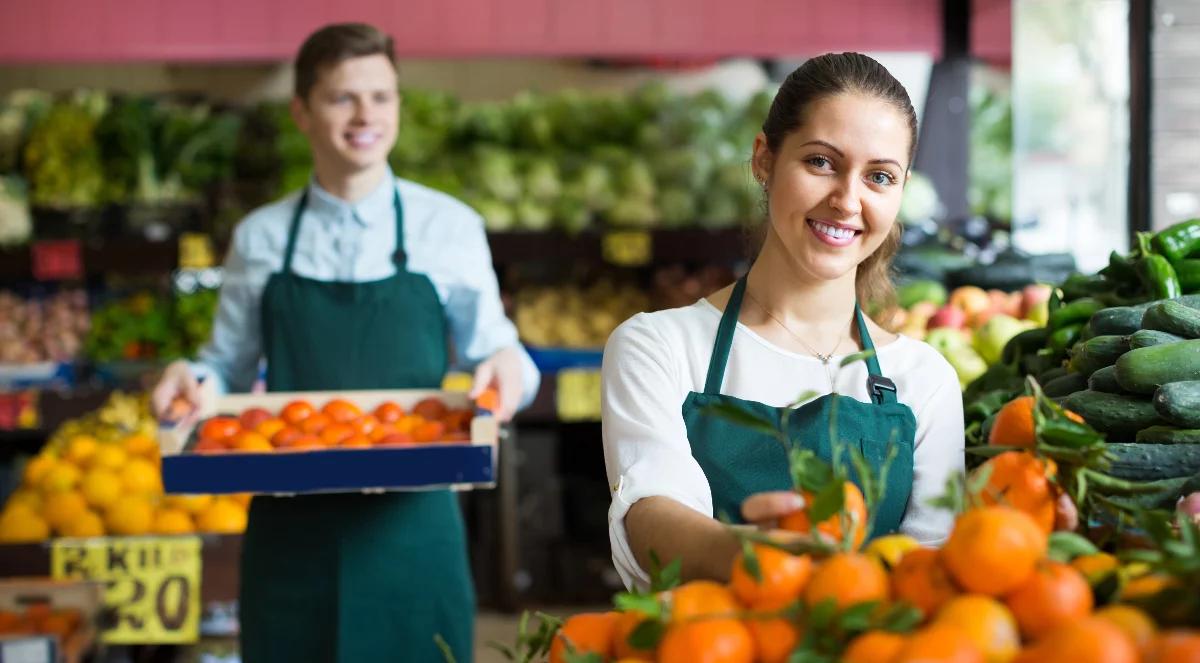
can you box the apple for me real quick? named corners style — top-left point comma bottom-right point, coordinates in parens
top-left (949, 286), bottom-right (992, 322)
top-left (972, 314), bottom-right (1033, 365)
top-left (928, 305), bottom-right (967, 330)
top-left (1020, 284), bottom-right (1053, 320)
top-left (944, 346), bottom-right (989, 389)
top-left (908, 301), bottom-right (938, 323)
top-left (925, 327), bottom-right (971, 356)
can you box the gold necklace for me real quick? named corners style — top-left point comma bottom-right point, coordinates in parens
top-left (743, 288), bottom-right (849, 388)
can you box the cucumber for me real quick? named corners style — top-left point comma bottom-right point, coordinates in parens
top-left (1136, 426), bottom-right (1200, 444)
top-left (1089, 306), bottom-right (1145, 336)
top-left (1088, 365), bottom-right (1124, 394)
top-left (1129, 294), bottom-right (1200, 312)
top-left (1060, 390), bottom-right (1164, 437)
top-left (1002, 327), bottom-right (1050, 365)
top-left (1127, 329), bottom-right (1185, 349)
top-left (1049, 298), bottom-right (1104, 331)
top-left (1142, 300), bottom-right (1200, 338)
top-left (1152, 381), bottom-right (1200, 428)
top-left (1114, 339), bottom-right (1200, 394)
top-left (1043, 372), bottom-right (1089, 397)
top-left (1049, 324), bottom-right (1083, 354)
top-left (1067, 335), bottom-right (1129, 376)
top-left (1103, 442), bottom-right (1200, 480)
top-left (1037, 366), bottom-right (1070, 384)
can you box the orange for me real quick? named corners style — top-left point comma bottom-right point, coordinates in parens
top-left (989, 397), bottom-right (1037, 448)
top-left (340, 434), bottom-right (373, 448)
top-left (940, 506), bottom-right (1046, 596)
top-left (271, 427), bottom-right (303, 448)
top-left (122, 434), bottom-right (159, 458)
top-left (1148, 630), bottom-right (1200, 663)
top-left (413, 397), bottom-right (449, 421)
top-left (893, 623), bottom-right (985, 663)
top-left (892, 547), bottom-right (960, 618)
top-left (238, 407), bottom-right (273, 431)
top-left (441, 409), bottom-right (473, 433)
top-left (91, 445), bottom-right (129, 471)
top-left (1121, 573), bottom-right (1178, 601)
top-left (745, 596), bottom-right (800, 663)
top-left (39, 463), bottom-right (81, 493)
top-left (611, 611), bottom-right (657, 660)
top-left (376, 433), bottom-right (415, 446)
top-left (373, 401), bottom-right (405, 423)
top-left (229, 430), bottom-right (273, 452)
top-left (779, 481), bottom-right (868, 550)
top-left (1005, 560), bottom-right (1093, 641)
top-left (196, 498), bottom-right (247, 534)
top-left (934, 595), bottom-right (1020, 663)
top-left (299, 413), bottom-right (331, 435)
top-left (1012, 616), bottom-right (1137, 663)
top-left (320, 423), bottom-right (355, 447)
top-left (105, 495), bottom-right (154, 535)
top-left (199, 417), bottom-right (241, 442)
top-left (369, 423), bottom-right (398, 442)
top-left (41, 490), bottom-right (88, 533)
top-left (153, 508), bottom-right (195, 535)
top-left (0, 610), bottom-right (23, 634)
top-left (670, 581), bottom-right (740, 622)
top-left (194, 438), bottom-right (228, 454)
top-left (843, 630), bottom-right (908, 663)
top-left (64, 435), bottom-right (98, 466)
top-left (349, 415), bottom-right (380, 437)
top-left (321, 399), bottom-right (363, 423)
top-left (281, 400), bottom-right (315, 425)
top-left (60, 510), bottom-right (105, 538)
top-left (1072, 553), bottom-right (1119, 583)
top-left (6, 490), bottom-right (41, 512)
top-left (475, 388), bottom-right (500, 412)
top-left (120, 458), bottom-right (162, 495)
top-left (395, 415), bottom-right (422, 434)
top-left (0, 505), bottom-right (50, 542)
top-left (657, 619), bottom-right (754, 663)
top-left (549, 612), bottom-right (618, 663)
top-left (1095, 605), bottom-right (1157, 660)
top-left (804, 552), bottom-right (889, 611)
top-left (974, 451), bottom-right (1058, 534)
top-left (730, 544), bottom-right (812, 607)
top-left (413, 421), bottom-right (446, 443)
top-left (255, 417), bottom-right (287, 440)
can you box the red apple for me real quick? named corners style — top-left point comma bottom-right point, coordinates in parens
top-left (1020, 284), bottom-right (1052, 318)
top-left (239, 407), bottom-right (273, 431)
top-left (949, 286), bottom-right (991, 322)
top-left (928, 305), bottom-right (967, 330)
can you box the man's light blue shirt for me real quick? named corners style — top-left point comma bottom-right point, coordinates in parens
top-left (194, 170), bottom-right (541, 407)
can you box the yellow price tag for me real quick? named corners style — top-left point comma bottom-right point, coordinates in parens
top-left (52, 536), bottom-right (201, 644)
top-left (602, 231), bottom-right (653, 267)
top-left (178, 233), bottom-right (215, 270)
top-left (556, 369), bottom-right (602, 422)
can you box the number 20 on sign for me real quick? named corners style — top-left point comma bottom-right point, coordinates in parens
top-left (51, 536), bottom-right (202, 644)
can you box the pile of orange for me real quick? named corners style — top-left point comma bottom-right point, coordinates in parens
top-left (191, 397), bottom-right (475, 454)
top-left (548, 502), bottom-right (1200, 663)
top-left (0, 603), bottom-right (84, 640)
top-left (0, 430), bottom-right (249, 543)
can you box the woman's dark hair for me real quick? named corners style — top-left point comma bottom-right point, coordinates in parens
top-left (294, 23), bottom-right (397, 101)
top-left (757, 53), bottom-right (918, 314)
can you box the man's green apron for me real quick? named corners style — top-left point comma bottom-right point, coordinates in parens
top-left (682, 277), bottom-right (917, 539)
top-left (239, 186), bottom-right (474, 662)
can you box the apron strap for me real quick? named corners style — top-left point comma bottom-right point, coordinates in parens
top-left (703, 276), bottom-right (747, 394)
top-left (391, 185), bottom-right (407, 268)
top-left (282, 189), bottom-right (309, 274)
top-left (855, 305), bottom-right (898, 405)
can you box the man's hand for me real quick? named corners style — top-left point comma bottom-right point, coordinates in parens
top-left (151, 360), bottom-right (203, 426)
top-left (469, 346), bottom-right (525, 422)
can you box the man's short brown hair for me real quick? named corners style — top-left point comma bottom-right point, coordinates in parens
top-left (294, 23), bottom-right (397, 100)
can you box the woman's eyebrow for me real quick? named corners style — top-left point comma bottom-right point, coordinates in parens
top-left (800, 140), bottom-right (902, 169)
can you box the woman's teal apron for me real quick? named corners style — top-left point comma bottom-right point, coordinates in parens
top-left (238, 186), bottom-right (474, 662)
top-left (681, 277), bottom-right (917, 538)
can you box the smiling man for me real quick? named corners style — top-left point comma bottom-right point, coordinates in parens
top-left (151, 23), bottom-right (540, 662)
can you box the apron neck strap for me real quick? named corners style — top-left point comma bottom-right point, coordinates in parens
top-left (703, 276), bottom-right (746, 394)
top-left (855, 305), bottom-right (898, 405)
top-left (282, 184), bottom-right (408, 273)
top-left (703, 276), bottom-right (898, 404)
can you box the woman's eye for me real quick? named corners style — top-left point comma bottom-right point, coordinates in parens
top-left (806, 156), bottom-right (831, 169)
top-left (870, 171), bottom-right (896, 185)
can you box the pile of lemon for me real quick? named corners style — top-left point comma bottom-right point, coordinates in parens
top-left (0, 394), bottom-right (249, 543)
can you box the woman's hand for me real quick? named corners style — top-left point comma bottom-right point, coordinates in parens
top-left (741, 491), bottom-right (807, 530)
top-left (469, 346), bottom-right (524, 422)
top-left (151, 360), bottom-right (202, 426)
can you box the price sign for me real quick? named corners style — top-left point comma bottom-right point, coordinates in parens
top-left (52, 536), bottom-right (201, 644)
top-left (556, 369), bottom-right (602, 422)
top-left (602, 231), bottom-right (653, 267)
top-left (30, 240), bottom-right (83, 280)
top-left (178, 233), bottom-right (215, 270)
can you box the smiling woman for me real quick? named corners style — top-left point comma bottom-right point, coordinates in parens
top-left (601, 53), bottom-right (964, 590)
